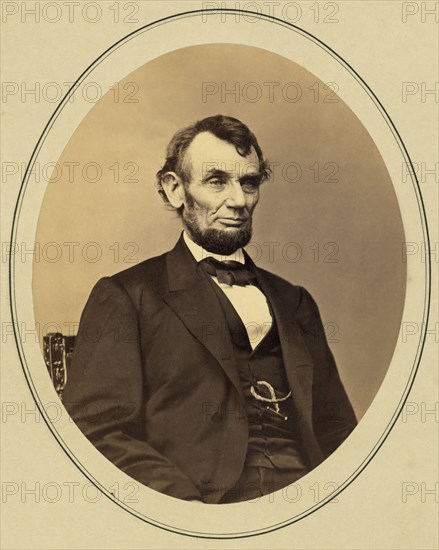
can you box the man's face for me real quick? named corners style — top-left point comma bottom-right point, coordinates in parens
top-left (181, 132), bottom-right (262, 255)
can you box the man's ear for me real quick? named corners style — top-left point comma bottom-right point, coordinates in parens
top-left (161, 172), bottom-right (185, 209)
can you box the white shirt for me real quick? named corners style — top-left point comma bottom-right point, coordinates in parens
top-left (183, 232), bottom-right (272, 349)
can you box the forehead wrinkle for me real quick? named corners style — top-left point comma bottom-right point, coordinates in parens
top-left (184, 132), bottom-right (261, 182)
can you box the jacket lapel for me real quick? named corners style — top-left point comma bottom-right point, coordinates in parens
top-left (250, 260), bottom-right (315, 421)
top-left (163, 235), bottom-right (315, 409)
top-left (163, 235), bottom-right (243, 398)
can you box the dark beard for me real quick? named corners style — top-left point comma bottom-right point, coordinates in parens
top-left (186, 224), bottom-right (252, 255)
top-left (182, 202), bottom-right (252, 255)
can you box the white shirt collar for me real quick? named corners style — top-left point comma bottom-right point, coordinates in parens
top-left (183, 231), bottom-right (245, 265)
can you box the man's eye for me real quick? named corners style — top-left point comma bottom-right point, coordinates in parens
top-left (241, 178), bottom-right (260, 191)
top-left (208, 179), bottom-right (226, 186)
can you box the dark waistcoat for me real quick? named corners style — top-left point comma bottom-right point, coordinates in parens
top-left (206, 277), bottom-right (309, 473)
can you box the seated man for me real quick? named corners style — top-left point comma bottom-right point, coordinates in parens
top-left (63, 114), bottom-right (357, 503)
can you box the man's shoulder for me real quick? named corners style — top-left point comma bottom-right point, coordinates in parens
top-left (256, 264), bottom-right (302, 297)
top-left (111, 250), bottom-right (167, 287)
top-left (98, 249), bottom-right (169, 308)
top-left (255, 265), bottom-right (321, 324)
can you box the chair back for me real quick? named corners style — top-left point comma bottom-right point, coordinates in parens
top-left (43, 332), bottom-right (76, 399)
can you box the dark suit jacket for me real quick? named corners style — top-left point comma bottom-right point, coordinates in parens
top-left (63, 234), bottom-right (357, 503)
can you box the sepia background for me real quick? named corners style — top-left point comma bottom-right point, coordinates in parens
top-left (32, 43), bottom-right (406, 421)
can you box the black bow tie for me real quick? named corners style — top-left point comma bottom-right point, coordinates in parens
top-left (199, 257), bottom-right (256, 287)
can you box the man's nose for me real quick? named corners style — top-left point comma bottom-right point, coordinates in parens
top-left (225, 180), bottom-right (246, 209)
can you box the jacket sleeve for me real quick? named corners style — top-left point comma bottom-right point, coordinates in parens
top-left (62, 277), bottom-right (203, 501)
top-left (297, 287), bottom-right (357, 458)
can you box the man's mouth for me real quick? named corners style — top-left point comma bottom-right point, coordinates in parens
top-left (217, 217), bottom-right (248, 227)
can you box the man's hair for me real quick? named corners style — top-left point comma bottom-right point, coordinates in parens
top-left (156, 114), bottom-right (271, 209)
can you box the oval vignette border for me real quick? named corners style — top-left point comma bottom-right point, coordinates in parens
top-left (8, 9), bottom-right (431, 540)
